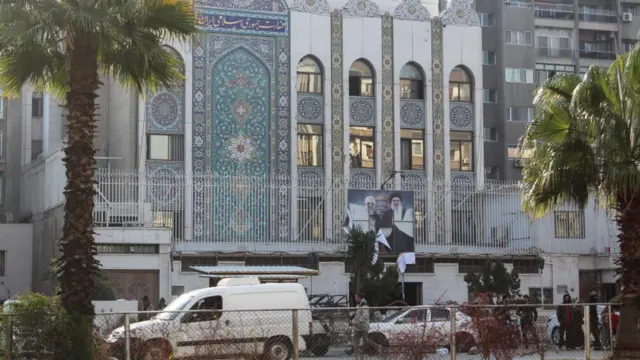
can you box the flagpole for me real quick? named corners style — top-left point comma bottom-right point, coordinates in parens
top-left (401, 272), bottom-right (405, 300)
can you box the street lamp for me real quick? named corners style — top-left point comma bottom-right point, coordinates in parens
top-left (536, 256), bottom-right (545, 305)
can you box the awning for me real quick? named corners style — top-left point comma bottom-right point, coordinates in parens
top-left (190, 265), bottom-right (319, 276)
top-left (197, 274), bottom-right (309, 280)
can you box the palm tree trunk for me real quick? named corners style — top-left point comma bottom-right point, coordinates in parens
top-left (55, 33), bottom-right (100, 360)
top-left (614, 193), bottom-right (640, 359)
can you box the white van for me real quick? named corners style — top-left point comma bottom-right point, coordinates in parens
top-left (107, 277), bottom-right (313, 360)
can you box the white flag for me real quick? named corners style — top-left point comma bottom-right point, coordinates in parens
top-left (376, 228), bottom-right (391, 250)
top-left (342, 209), bottom-right (353, 234)
top-left (397, 252), bottom-right (416, 274)
top-left (372, 241), bottom-right (379, 265)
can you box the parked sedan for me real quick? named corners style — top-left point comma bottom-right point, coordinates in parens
top-left (367, 307), bottom-right (476, 352)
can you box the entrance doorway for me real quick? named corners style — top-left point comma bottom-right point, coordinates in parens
top-left (402, 282), bottom-right (423, 305)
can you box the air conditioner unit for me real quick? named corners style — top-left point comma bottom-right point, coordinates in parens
top-left (623, 12), bottom-right (633, 22)
top-left (514, 158), bottom-right (526, 168)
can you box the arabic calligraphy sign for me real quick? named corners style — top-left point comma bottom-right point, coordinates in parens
top-left (197, 14), bottom-right (288, 35)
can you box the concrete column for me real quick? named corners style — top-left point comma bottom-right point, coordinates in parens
top-left (42, 93), bottom-right (50, 155)
top-left (20, 86), bottom-right (33, 166)
top-left (137, 95), bottom-right (146, 222)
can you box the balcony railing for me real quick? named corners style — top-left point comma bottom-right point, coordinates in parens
top-left (85, 169), bottom-right (618, 256)
top-left (579, 8), bottom-right (618, 23)
top-left (536, 47), bottom-right (574, 57)
top-left (505, 1), bottom-right (533, 9)
top-left (579, 49), bottom-right (616, 59)
top-left (534, 2), bottom-right (575, 19)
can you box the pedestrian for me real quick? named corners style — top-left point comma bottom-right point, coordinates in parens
top-left (158, 297), bottom-right (167, 310)
top-left (601, 307), bottom-right (619, 348)
top-left (517, 295), bottom-right (538, 348)
top-left (351, 293), bottom-right (380, 359)
top-left (141, 295), bottom-right (154, 321)
top-left (588, 291), bottom-right (602, 349)
top-left (556, 293), bottom-right (572, 349)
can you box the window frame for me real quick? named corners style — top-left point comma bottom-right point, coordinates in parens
top-left (483, 127), bottom-right (498, 142)
top-left (296, 124), bottom-right (324, 167)
top-left (505, 68), bottom-right (535, 83)
top-left (348, 60), bottom-right (374, 97)
top-left (507, 107), bottom-right (535, 122)
top-left (0, 250), bottom-right (5, 277)
top-left (399, 64), bottom-right (424, 100)
top-left (505, 30), bottom-right (533, 46)
top-left (483, 89), bottom-right (498, 103)
top-left (553, 210), bottom-right (586, 239)
top-left (349, 126), bottom-right (375, 169)
top-left (449, 68), bottom-right (472, 102)
top-left (449, 131), bottom-right (474, 172)
top-left (296, 56), bottom-right (323, 94)
top-left (400, 129), bottom-right (425, 170)
top-left (147, 134), bottom-right (185, 161)
top-left (483, 51), bottom-right (497, 65)
top-left (32, 95), bottom-right (44, 117)
top-left (478, 12), bottom-right (496, 27)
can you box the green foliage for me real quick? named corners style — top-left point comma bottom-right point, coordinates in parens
top-left (346, 227), bottom-right (402, 306)
top-left (463, 257), bottom-right (521, 298)
top-left (42, 259), bottom-right (115, 301)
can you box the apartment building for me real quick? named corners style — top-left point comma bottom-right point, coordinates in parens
top-left (477, 0), bottom-right (638, 180)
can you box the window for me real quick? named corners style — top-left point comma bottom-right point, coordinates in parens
top-left (505, 30), bottom-right (533, 45)
top-left (449, 67), bottom-right (472, 102)
top-left (400, 63), bottom-right (424, 99)
top-left (483, 127), bottom-right (498, 142)
top-left (450, 131), bottom-right (473, 172)
top-left (478, 13), bottom-right (496, 26)
top-left (147, 134), bottom-right (184, 161)
top-left (399, 309), bottom-right (428, 323)
top-left (183, 295), bottom-right (223, 323)
top-left (536, 35), bottom-right (571, 50)
top-left (32, 95), bottom-right (43, 117)
top-left (505, 68), bottom-right (534, 83)
top-left (298, 197), bottom-right (324, 242)
top-left (296, 56), bottom-right (323, 93)
top-left (507, 144), bottom-right (520, 158)
top-left (400, 129), bottom-right (424, 170)
top-left (0, 130), bottom-right (3, 159)
top-left (430, 308), bottom-right (450, 322)
top-left (622, 40), bottom-right (638, 53)
top-left (554, 210), bottom-right (585, 238)
top-left (349, 126), bottom-right (374, 168)
top-left (0, 250), bottom-right (5, 276)
top-left (0, 177), bottom-right (3, 204)
top-left (96, 244), bottom-right (160, 254)
top-left (535, 63), bottom-right (575, 83)
top-left (485, 166), bottom-right (499, 180)
top-left (151, 211), bottom-right (184, 240)
top-left (31, 139), bottom-right (43, 160)
top-left (483, 51), bottom-right (497, 65)
top-left (349, 60), bottom-right (374, 97)
top-left (297, 124), bottom-right (323, 167)
top-left (483, 89), bottom-right (497, 103)
top-left (0, 98), bottom-right (4, 120)
top-left (404, 258), bottom-right (434, 273)
top-left (507, 107), bottom-right (535, 121)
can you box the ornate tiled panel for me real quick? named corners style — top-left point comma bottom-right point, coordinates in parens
top-left (439, 0), bottom-right (480, 26)
top-left (145, 161), bottom-right (185, 211)
top-left (290, 0), bottom-right (330, 14)
top-left (342, 0), bottom-right (380, 17)
top-left (297, 167), bottom-right (325, 197)
top-left (381, 14), bottom-right (394, 178)
top-left (393, 0), bottom-right (431, 21)
top-left (401, 171), bottom-right (427, 198)
top-left (330, 10), bottom-right (345, 238)
top-left (449, 102), bottom-right (474, 131)
top-left (296, 94), bottom-right (324, 124)
top-left (400, 99), bottom-right (425, 128)
top-left (349, 169), bottom-right (377, 189)
top-left (191, 1), bottom-right (290, 243)
top-left (146, 48), bottom-right (185, 134)
top-left (349, 97), bottom-right (375, 126)
top-left (431, 17), bottom-right (445, 182)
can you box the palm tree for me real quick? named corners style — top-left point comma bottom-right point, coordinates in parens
top-left (0, 0), bottom-right (196, 358)
top-left (522, 49), bottom-right (640, 357)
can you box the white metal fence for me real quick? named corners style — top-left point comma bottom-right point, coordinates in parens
top-left (92, 169), bottom-right (618, 255)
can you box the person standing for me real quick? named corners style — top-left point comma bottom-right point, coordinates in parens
top-left (588, 291), bottom-right (602, 349)
top-left (140, 295), bottom-right (154, 321)
top-left (517, 295), bottom-right (538, 348)
top-left (351, 293), bottom-right (380, 359)
top-left (556, 294), bottom-right (573, 349)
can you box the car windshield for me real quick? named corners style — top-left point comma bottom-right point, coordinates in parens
top-left (380, 310), bottom-right (408, 323)
top-left (153, 294), bottom-right (195, 320)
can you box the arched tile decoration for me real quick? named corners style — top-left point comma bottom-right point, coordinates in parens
top-left (195, 0), bottom-right (289, 13)
top-left (381, 13), bottom-right (394, 179)
top-left (290, 0), bottom-right (330, 14)
top-left (342, 0), bottom-right (380, 17)
top-left (440, 0), bottom-right (480, 26)
top-left (393, 0), bottom-right (431, 21)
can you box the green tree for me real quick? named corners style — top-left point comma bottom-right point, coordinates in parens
top-left (346, 227), bottom-right (401, 306)
top-left (0, 1), bottom-right (196, 358)
top-left (463, 257), bottom-right (521, 299)
top-left (522, 50), bottom-right (640, 356)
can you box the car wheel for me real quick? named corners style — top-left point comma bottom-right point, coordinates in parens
top-left (264, 338), bottom-right (292, 360)
top-left (551, 327), bottom-right (560, 346)
top-left (367, 333), bottom-right (389, 356)
top-left (308, 334), bottom-right (330, 357)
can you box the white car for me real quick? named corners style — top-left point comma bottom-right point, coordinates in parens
top-left (367, 307), bottom-right (476, 352)
top-left (546, 305), bottom-right (618, 346)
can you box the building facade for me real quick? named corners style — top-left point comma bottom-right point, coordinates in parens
top-left (3, 0), bottom-right (620, 306)
top-left (477, 0), bottom-right (640, 181)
